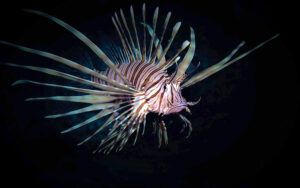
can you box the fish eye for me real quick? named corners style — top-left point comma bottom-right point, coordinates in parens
top-left (164, 85), bottom-right (167, 90)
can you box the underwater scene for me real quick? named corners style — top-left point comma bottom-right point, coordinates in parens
top-left (0, 0), bottom-right (297, 187)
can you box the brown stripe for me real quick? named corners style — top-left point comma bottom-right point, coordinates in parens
top-left (124, 62), bottom-right (132, 78)
top-left (146, 82), bottom-right (163, 102)
top-left (135, 101), bottom-right (147, 116)
top-left (127, 62), bottom-right (138, 82)
top-left (175, 94), bottom-right (180, 102)
top-left (134, 63), bottom-right (151, 86)
top-left (114, 64), bottom-right (121, 81)
top-left (104, 69), bottom-right (109, 85)
top-left (145, 74), bottom-right (165, 93)
top-left (131, 96), bottom-right (146, 104)
top-left (130, 62), bottom-right (144, 83)
top-left (158, 86), bottom-right (166, 112)
top-left (141, 66), bottom-right (162, 87)
top-left (170, 85), bottom-right (174, 103)
top-left (133, 63), bottom-right (152, 86)
top-left (134, 63), bottom-right (152, 87)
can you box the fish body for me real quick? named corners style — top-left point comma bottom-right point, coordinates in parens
top-left (94, 60), bottom-right (186, 115)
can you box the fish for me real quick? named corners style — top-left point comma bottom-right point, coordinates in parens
top-left (0, 3), bottom-right (279, 154)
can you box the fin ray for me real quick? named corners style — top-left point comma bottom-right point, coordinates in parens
top-left (0, 40), bottom-right (134, 91)
top-left (12, 80), bottom-right (132, 96)
top-left (1, 62), bottom-right (133, 93)
top-left (174, 27), bottom-right (196, 79)
top-left (26, 95), bottom-right (117, 104)
top-left (130, 5), bottom-right (142, 59)
top-left (23, 9), bottom-right (131, 86)
top-left (45, 103), bottom-right (117, 118)
top-left (144, 23), bottom-right (165, 63)
top-left (149, 12), bottom-right (171, 64)
top-left (120, 9), bottom-right (138, 60)
top-left (182, 34), bottom-right (280, 88)
top-left (157, 22), bottom-right (182, 66)
top-left (61, 109), bottom-right (114, 133)
top-left (148, 7), bottom-right (159, 60)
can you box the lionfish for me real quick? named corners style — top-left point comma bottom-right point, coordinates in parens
top-left (0, 3), bottom-right (279, 154)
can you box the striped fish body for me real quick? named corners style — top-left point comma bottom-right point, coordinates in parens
top-left (93, 61), bottom-right (187, 115)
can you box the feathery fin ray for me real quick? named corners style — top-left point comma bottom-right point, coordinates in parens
top-left (142, 3), bottom-right (147, 61)
top-left (164, 40), bottom-right (190, 69)
top-left (120, 8), bottom-right (138, 60)
top-left (12, 80), bottom-right (132, 96)
top-left (143, 23), bottom-right (165, 63)
top-left (23, 9), bottom-right (131, 86)
top-left (130, 5), bottom-right (142, 59)
top-left (45, 103), bottom-right (117, 119)
top-left (157, 22), bottom-right (181, 66)
top-left (0, 40), bottom-right (135, 92)
top-left (148, 7), bottom-right (159, 59)
top-left (150, 11), bottom-right (171, 64)
top-left (182, 34), bottom-right (280, 88)
top-left (1, 62), bottom-right (133, 93)
top-left (26, 95), bottom-right (117, 104)
top-left (174, 27), bottom-right (195, 80)
top-left (61, 109), bottom-right (114, 134)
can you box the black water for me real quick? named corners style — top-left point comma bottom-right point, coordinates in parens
top-left (0, 0), bottom-right (298, 187)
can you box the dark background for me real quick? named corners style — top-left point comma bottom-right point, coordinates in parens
top-left (0, 0), bottom-right (298, 187)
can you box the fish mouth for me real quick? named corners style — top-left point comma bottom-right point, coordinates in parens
top-left (165, 104), bottom-right (187, 115)
top-left (174, 104), bottom-right (187, 110)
